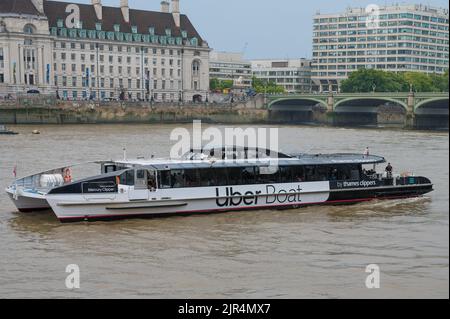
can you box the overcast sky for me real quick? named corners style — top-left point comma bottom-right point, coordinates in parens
top-left (56, 0), bottom-right (449, 59)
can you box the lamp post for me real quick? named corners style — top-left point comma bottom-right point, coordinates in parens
top-left (264, 81), bottom-right (268, 109)
top-left (96, 43), bottom-right (100, 103)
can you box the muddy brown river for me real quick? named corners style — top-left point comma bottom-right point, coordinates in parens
top-left (0, 124), bottom-right (448, 298)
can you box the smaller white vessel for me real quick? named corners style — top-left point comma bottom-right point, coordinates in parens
top-left (0, 125), bottom-right (18, 135)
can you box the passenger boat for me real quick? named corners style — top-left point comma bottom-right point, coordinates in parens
top-left (5, 147), bottom-right (433, 223)
top-left (0, 125), bottom-right (18, 135)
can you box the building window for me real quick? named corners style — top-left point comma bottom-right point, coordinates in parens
top-left (23, 24), bottom-right (35, 34)
top-left (192, 60), bottom-right (200, 76)
top-left (0, 48), bottom-right (4, 69)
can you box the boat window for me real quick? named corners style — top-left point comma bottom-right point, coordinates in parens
top-left (199, 169), bottom-right (215, 187)
top-left (316, 166), bottom-right (329, 181)
top-left (184, 169), bottom-right (200, 187)
top-left (119, 170), bottom-right (135, 186)
top-left (227, 167), bottom-right (242, 186)
top-left (171, 169), bottom-right (185, 188)
top-left (214, 168), bottom-right (229, 186)
top-left (154, 163), bottom-right (367, 189)
top-left (159, 170), bottom-right (172, 189)
top-left (293, 166), bottom-right (306, 182)
top-left (279, 166), bottom-right (294, 183)
top-left (104, 165), bottom-right (117, 174)
top-left (136, 169), bottom-right (146, 179)
top-left (147, 170), bottom-right (157, 191)
top-left (350, 169), bottom-right (360, 180)
top-left (242, 167), bottom-right (257, 184)
top-left (331, 164), bottom-right (359, 181)
top-left (135, 169), bottom-right (148, 189)
top-left (256, 166), bottom-right (279, 184)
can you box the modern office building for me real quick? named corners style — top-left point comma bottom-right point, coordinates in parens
top-left (251, 59), bottom-right (312, 93)
top-left (0, 0), bottom-right (210, 102)
top-left (312, 4), bottom-right (449, 92)
top-left (209, 51), bottom-right (252, 88)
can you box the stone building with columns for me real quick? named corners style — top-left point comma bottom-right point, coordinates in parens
top-left (0, 0), bottom-right (210, 102)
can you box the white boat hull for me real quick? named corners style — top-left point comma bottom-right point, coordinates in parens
top-left (6, 189), bottom-right (51, 212)
top-left (46, 182), bottom-right (331, 222)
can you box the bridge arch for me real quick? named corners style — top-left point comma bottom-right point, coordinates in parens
top-left (414, 97), bottom-right (449, 130)
top-left (334, 97), bottom-right (408, 112)
top-left (268, 98), bottom-right (328, 110)
top-left (268, 98), bottom-right (328, 124)
top-left (414, 97), bottom-right (449, 113)
top-left (333, 97), bottom-right (408, 127)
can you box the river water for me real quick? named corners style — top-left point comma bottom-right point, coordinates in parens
top-left (0, 124), bottom-right (448, 298)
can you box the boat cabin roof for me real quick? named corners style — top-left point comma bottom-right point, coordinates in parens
top-left (114, 153), bottom-right (386, 171)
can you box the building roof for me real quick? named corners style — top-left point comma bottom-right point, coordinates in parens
top-left (0, 0), bottom-right (44, 16)
top-left (0, 0), bottom-right (204, 44)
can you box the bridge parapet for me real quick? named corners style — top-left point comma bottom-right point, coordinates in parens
top-left (267, 92), bottom-right (449, 114)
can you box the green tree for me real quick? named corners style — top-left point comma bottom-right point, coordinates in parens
top-left (210, 78), bottom-right (220, 91)
top-left (252, 76), bottom-right (285, 94)
top-left (210, 78), bottom-right (234, 91)
top-left (428, 70), bottom-right (449, 92)
top-left (340, 69), bottom-right (408, 93)
top-left (341, 68), bottom-right (449, 93)
top-left (403, 72), bottom-right (435, 92)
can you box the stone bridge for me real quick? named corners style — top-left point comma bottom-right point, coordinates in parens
top-left (267, 92), bottom-right (449, 129)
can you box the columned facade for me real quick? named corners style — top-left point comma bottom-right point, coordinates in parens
top-left (0, 0), bottom-right (210, 102)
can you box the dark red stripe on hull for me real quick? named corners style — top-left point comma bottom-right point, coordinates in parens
top-left (18, 207), bottom-right (52, 213)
